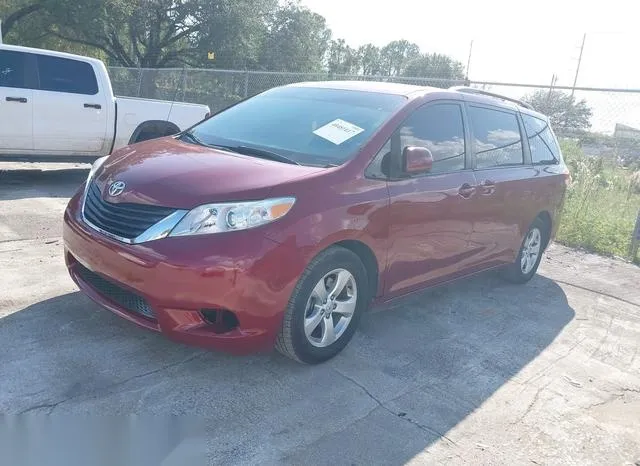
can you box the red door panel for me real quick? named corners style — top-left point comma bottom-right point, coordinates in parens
top-left (385, 171), bottom-right (480, 297)
top-left (469, 166), bottom-right (538, 268)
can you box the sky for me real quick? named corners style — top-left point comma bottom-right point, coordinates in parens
top-left (301, 0), bottom-right (639, 88)
top-left (301, 0), bottom-right (640, 132)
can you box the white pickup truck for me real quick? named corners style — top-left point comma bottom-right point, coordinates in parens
top-left (0, 44), bottom-right (210, 160)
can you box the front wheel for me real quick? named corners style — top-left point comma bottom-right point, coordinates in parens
top-left (275, 247), bottom-right (369, 364)
top-left (501, 218), bottom-right (546, 284)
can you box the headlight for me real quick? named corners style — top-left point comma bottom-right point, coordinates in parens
top-left (169, 197), bottom-right (296, 236)
top-left (83, 156), bottom-right (108, 195)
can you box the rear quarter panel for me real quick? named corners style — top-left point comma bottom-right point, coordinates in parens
top-left (533, 164), bottom-right (569, 242)
top-left (112, 98), bottom-right (209, 151)
top-left (167, 103), bottom-right (210, 129)
top-left (502, 165), bottom-right (566, 247)
top-left (113, 98), bottom-right (172, 150)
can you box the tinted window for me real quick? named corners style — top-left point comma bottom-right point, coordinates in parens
top-left (0, 50), bottom-right (26, 89)
top-left (36, 55), bottom-right (98, 95)
top-left (399, 103), bottom-right (465, 174)
top-left (186, 87), bottom-right (405, 167)
top-left (469, 106), bottom-right (523, 169)
top-left (522, 114), bottom-right (561, 164)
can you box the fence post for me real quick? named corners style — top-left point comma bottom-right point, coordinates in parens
top-left (136, 68), bottom-right (143, 98)
top-left (244, 71), bottom-right (249, 98)
top-left (631, 210), bottom-right (640, 262)
top-left (181, 68), bottom-right (188, 101)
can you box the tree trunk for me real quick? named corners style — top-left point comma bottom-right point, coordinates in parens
top-left (139, 68), bottom-right (158, 99)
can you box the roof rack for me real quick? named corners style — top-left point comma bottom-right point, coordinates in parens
top-left (449, 86), bottom-right (535, 111)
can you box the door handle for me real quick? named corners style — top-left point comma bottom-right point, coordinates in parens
top-left (6, 97), bottom-right (27, 103)
top-left (479, 179), bottom-right (496, 195)
top-left (84, 103), bottom-right (102, 109)
top-left (458, 183), bottom-right (476, 198)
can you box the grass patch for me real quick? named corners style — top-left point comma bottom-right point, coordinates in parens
top-left (556, 139), bottom-right (640, 263)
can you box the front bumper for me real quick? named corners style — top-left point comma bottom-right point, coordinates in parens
top-left (63, 192), bottom-right (303, 354)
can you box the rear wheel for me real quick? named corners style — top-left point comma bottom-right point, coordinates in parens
top-left (501, 218), bottom-right (546, 284)
top-left (275, 247), bottom-right (369, 364)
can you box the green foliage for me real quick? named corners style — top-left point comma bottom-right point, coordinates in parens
top-left (356, 44), bottom-right (380, 75)
top-left (326, 39), bottom-right (358, 75)
top-left (555, 139), bottom-right (640, 262)
top-left (402, 53), bottom-right (465, 83)
top-left (2, 0), bottom-right (466, 78)
top-left (379, 40), bottom-right (420, 76)
top-left (259, 1), bottom-right (330, 72)
top-left (522, 90), bottom-right (593, 133)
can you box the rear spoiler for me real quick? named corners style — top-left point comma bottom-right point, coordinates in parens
top-left (449, 86), bottom-right (535, 111)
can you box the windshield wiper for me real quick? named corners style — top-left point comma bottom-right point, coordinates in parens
top-left (180, 131), bottom-right (210, 147)
top-left (228, 145), bottom-right (301, 165)
top-left (180, 135), bottom-right (300, 166)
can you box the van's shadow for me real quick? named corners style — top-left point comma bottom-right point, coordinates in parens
top-left (0, 271), bottom-right (574, 464)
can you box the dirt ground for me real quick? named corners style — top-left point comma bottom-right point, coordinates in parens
top-left (1, 163), bottom-right (639, 465)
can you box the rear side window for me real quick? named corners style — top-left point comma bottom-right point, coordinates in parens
top-left (399, 103), bottom-right (466, 174)
top-left (0, 50), bottom-right (26, 89)
top-left (36, 55), bottom-right (98, 95)
top-left (522, 114), bottom-right (561, 164)
top-left (468, 106), bottom-right (523, 169)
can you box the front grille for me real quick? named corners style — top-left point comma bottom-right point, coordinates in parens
top-left (75, 262), bottom-right (155, 320)
top-left (83, 182), bottom-right (176, 240)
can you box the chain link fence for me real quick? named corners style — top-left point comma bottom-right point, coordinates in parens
top-left (107, 67), bottom-right (471, 115)
top-left (107, 67), bottom-right (640, 167)
top-left (108, 67), bottom-right (639, 128)
top-left (108, 67), bottom-right (640, 164)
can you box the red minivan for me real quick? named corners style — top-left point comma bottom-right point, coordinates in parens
top-left (63, 82), bottom-right (569, 363)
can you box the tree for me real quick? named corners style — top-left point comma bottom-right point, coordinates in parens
top-left (259, 2), bottom-right (331, 72)
top-left (2, 0), bottom-right (276, 68)
top-left (326, 38), bottom-right (358, 75)
top-left (402, 53), bottom-right (465, 83)
top-left (1, 0), bottom-right (465, 85)
top-left (522, 90), bottom-right (593, 132)
top-left (195, 0), bottom-right (277, 70)
top-left (0, 0), bottom-right (44, 40)
top-left (356, 44), bottom-right (380, 75)
top-left (379, 40), bottom-right (420, 76)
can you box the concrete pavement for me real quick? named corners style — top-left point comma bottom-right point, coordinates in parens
top-left (1, 165), bottom-right (639, 465)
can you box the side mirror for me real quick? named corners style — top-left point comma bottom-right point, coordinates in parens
top-left (402, 146), bottom-right (433, 174)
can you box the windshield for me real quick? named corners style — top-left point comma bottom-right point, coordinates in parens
top-left (184, 86), bottom-right (406, 167)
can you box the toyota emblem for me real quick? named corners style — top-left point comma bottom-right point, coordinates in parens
top-left (108, 181), bottom-right (126, 197)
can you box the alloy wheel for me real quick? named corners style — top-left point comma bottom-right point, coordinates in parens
top-left (521, 227), bottom-right (542, 274)
top-left (303, 268), bottom-right (358, 347)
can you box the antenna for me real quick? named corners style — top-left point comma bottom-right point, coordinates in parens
top-left (167, 67), bottom-right (187, 122)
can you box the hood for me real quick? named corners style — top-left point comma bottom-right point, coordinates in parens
top-left (94, 137), bottom-right (323, 208)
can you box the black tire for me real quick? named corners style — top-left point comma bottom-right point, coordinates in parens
top-left (275, 246), bottom-right (370, 364)
top-left (501, 217), bottom-right (547, 284)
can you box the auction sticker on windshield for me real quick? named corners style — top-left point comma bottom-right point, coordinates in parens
top-left (313, 119), bottom-right (365, 145)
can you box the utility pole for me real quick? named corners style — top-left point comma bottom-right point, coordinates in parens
top-left (547, 74), bottom-right (557, 102)
top-left (465, 40), bottom-right (474, 83)
top-left (0, 20), bottom-right (3, 45)
top-left (571, 33), bottom-right (586, 97)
